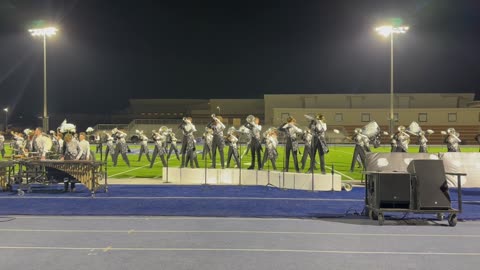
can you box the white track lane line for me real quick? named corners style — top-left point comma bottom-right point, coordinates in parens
top-left (0, 246), bottom-right (478, 256)
top-left (0, 228), bottom-right (479, 238)
top-left (0, 196), bottom-right (363, 201)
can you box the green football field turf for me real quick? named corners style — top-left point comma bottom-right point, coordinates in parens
top-left (91, 144), bottom-right (478, 180)
top-left (0, 144), bottom-right (477, 180)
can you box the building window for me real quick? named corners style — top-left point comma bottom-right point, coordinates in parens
top-left (448, 113), bottom-right (457, 122)
top-left (335, 113), bottom-right (343, 122)
top-left (361, 113), bottom-right (370, 122)
top-left (418, 113), bottom-right (427, 122)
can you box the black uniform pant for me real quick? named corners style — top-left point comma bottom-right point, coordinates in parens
top-left (350, 145), bottom-right (367, 172)
top-left (226, 147), bottom-right (240, 168)
top-left (185, 148), bottom-right (199, 168)
top-left (138, 144), bottom-right (151, 162)
top-left (309, 138), bottom-right (326, 173)
top-left (211, 136), bottom-right (225, 168)
top-left (113, 145), bottom-right (130, 167)
top-left (301, 146), bottom-right (312, 170)
top-left (285, 139), bottom-right (299, 172)
top-left (248, 140), bottom-right (262, 169)
top-left (104, 148), bottom-right (116, 163)
top-left (180, 137), bottom-right (188, 167)
top-left (150, 147), bottom-right (167, 167)
top-left (168, 143), bottom-right (180, 160)
top-left (262, 153), bottom-right (277, 170)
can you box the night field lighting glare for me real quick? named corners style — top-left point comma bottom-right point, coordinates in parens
top-left (28, 26), bottom-right (58, 131)
top-left (374, 22), bottom-right (409, 134)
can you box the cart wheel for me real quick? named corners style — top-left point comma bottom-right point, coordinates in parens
top-left (369, 210), bottom-right (378, 220)
top-left (378, 213), bottom-right (385, 226)
top-left (448, 214), bottom-right (457, 227)
top-left (437, 213), bottom-right (444, 221)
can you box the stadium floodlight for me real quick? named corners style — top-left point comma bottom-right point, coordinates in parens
top-left (3, 108), bottom-right (7, 132)
top-left (29, 26), bottom-right (58, 131)
top-left (375, 23), bottom-right (409, 134)
top-left (28, 27), bottom-right (58, 37)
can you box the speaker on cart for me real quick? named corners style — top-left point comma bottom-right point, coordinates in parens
top-left (407, 160), bottom-right (451, 210)
top-left (368, 173), bottom-right (411, 209)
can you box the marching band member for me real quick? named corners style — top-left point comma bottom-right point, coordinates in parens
top-left (56, 133), bottom-right (64, 154)
top-left (11, 131), bottom-right (25, 156)
top-left (61, 133), bottom-right (82, 192)
top-left (104, 132), bottom-right (116, 163)
top-left (112, 128), bottom-right (130, 167)
top-left (305, 114), bottom-right (328, 174)
top-left (207, 114), bottom-right (226, 169)
top-left (150, 127), bottom-right (168, 167)
top-left (95, 132), bottom-right (103, 156)
top-left (350, 128), bottom-right (370, 172)
top-left (202, 127), bottom-right (213, 160)
top-left (476, 132), bottom-right (480, 152)
top-left (278, 116), bottom-right (302, 172)
top-left (242, 115), bottom-right (263, 170)
top-left (136, 130), bottom-right (151, 162)
top-left (418, 131), bottom-right (428, 153)
top-left (392, 126), bottom-right (410, 152)
top-left (33, 127), bottom-right (51, 160)
top-left (0, 133), bottom-right (5, 158)
top-left (445, 128), bottom-right (461, 152)
top-left (167, 129), bottom-right (180, 160)
top-left (179, 117), bottom-right (199, 168)
top-left (261, 127), bottom-right (278, 170)
top-left (24, 129), bottom-right (34, 154)
top-left (225, 127), bottom-right (241, 168)
top-left (300, 129), bottom-right (313, 170)
top-left (78, 132), bottom-right (92, 160)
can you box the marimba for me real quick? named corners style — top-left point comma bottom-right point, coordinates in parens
top-left (1, 160), bottom-right (107, 197)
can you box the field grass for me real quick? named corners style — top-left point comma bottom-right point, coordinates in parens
top-left (93, 143), bottom-right (479, 180)
top-left (1, 144), bottom-right (477, 180)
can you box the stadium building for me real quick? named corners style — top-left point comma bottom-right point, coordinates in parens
top-left (91, 92), bottom-right (479, 144)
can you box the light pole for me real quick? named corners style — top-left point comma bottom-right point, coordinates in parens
top-left (216, 106), bottom-right (221, 115)
top-left (29, 26), bottom-right (58, 131)
top-left (3, 108), bottom-right (7, 132)
top-left (375, 24), bottom-right (409, 134)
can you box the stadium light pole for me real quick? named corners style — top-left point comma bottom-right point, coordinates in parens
top-left (375, 24), bottom-right (409, 134)
top-left (3, 108), bottom-right (7, 132)
top-left (29, 26), bottom-right (58, 131)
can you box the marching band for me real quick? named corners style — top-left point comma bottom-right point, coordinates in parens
top-left (0, 115), bottom-right (478, 174)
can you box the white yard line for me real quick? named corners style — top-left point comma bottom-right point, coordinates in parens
top-left (109, 162), bottom-right (159, 177)
top-left (0, 228), bottom-right (479, 238)
top-left (0, 246), bottom-right (478, 256)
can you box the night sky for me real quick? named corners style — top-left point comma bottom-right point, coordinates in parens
top-left (0, 0), bottom-right (479, 119)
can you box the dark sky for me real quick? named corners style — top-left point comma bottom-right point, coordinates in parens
top-left (0, 0), bottom-right (479, 118)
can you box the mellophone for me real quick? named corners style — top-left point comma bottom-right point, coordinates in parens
top-left (0, 159), bottom-right (107, 196)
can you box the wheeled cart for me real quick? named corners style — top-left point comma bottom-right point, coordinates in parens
top-left (364, 171), bottom-right (465, 227)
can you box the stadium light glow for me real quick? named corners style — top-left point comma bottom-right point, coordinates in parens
top-left (375, 25), bottom-right (409, 37)
top-left (29, 26), bottom-right (59, 131)
top-left (28, 27), bottom-right (58, 37)
top-left (374, 23), bottom-right (409, 134)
